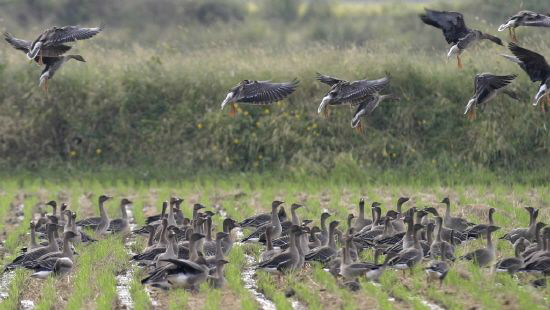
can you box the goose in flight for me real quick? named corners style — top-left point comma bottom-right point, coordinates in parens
top-left (498, 11), bottom-right (550, 42)
top-left (220, 79), bottom-right (299, 116)
top-left (501, 42), bottom-right (550, 111)
top-left (4, 32), bottom-right (87, 92)
top-left (316, 72), bottom-right (391, 119)
top-left (419, 9), bottom-right (503, 69)
top-left (4, 25), bottom-right (101, 64)
top-left (464, 73), bottom-right (518, 120)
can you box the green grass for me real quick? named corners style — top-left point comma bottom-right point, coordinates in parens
top-left (0, 1), bottom-right (549, 179)
top-left (34, 277), bottom-right (56, 310)
top-left (129, 268), bottom-right (152, 310)
top-left (0, 176), bottom-right (548, 309)
top-left (0, 269), bottom-right (27, 310)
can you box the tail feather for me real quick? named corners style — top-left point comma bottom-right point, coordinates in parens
top-left (500, 54), bottom-right (521, 64)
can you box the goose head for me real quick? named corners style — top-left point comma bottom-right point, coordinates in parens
top-left (98, 195), bottom-right (112, 204)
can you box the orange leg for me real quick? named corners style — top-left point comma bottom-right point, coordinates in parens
top-left (354, 122), bottom-right (362, 134)
top-left (541, 99), bottom-right (546, 113)
top-left (43, 79), bottom-right (49, 93)
top-left (512, 28), bottom-right (518, 43)
top-left (457, 55), bottom-right (463, 69)
top-left (467, 108), bottom-right (476, 120)
top-left (323, 106), bottom-right (330, 119)
top-left (38, 51), bottom-right (43, 65)
top-left (229, 103), bottom-right (237, 117)
top-left (508, 28), bottom-right (513, 41)
top-left (546, 94), bottom-right (550, 108)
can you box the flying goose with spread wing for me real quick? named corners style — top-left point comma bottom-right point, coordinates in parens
top-left (498, 11), bottom-right (550, 42)
top-left (464, 73), bottom-right (518, 120)
top-left (316, 72), bottom-right (392, 120)
top-left (501, 42), bottom-right (550, 111)
top-left (220, 79), bottom-right (299, 116)
top-left (419, 9), bottom-right (503, 69)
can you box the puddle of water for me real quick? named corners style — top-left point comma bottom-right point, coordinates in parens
top-left (242, 253), bottom-right (277, 310)
top-left (237, 225), bottom-right (305, 310)
top-left (116, 271), bottom-right (134, 309)
top-left (20, 299), bottom-right (35, 310)
top-left (116, 211), bottom-right (141, 309)
top-left (0, 271), bottom-right (15, 300)
top-left (418, 298), bottom-right (444, 310)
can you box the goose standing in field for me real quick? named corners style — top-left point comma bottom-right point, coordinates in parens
top-left (257, 225), bottom-right (304, 273)
top-left (501, 42), bottom-right (550, 110)
top-left (388, 224), bottom-right (424, 271)
top-left (460, 225), bottom-right (500, 267)
top-left (425, 243), bottom-right (450, 287)
top-left (23, 231), bottom-right (77, 272)
top-left (260, 226), bottom-right (281, 262)
top-left (441, 197), bottom-right (471, 232)
top-left (241, 201), bottom-right (285, 242)
top-left (318, 212), bottom-right (332, 245)
top-left (316, 73), bottom-right (392, 119)
top-left (391, 197), bottom-right (410, 233)
top-left (208, 259), bottom-right (229, 289)
top-left (419, 9), bottom-right (503, 69)
top-left (501, 207), bottom-right (539, 243)
top-left (240, 206), bottom-right (287, 229)
top-left (464, 208), bottom-right (496, 239)
top-left (30, 257), bottom-right (74, 279)
top-left (220, 79), bottom-right (299, 116)
top-left (75, 195), bottom-right (112, 230)
top-left (305, 221), bottom-right (339, 263)
top-left (352, 198), bottom-right (371, 232)
top-left (5, 224), bottom-right (60, 270)
top-left (108, 198), bottom-right (132, 234)
top-left (430, 217), bottom-right (455, 261)
top-left (142, 256), bottom-right (209, 291)
top-left (498, 11), bottom-right (550, 42)
top-left (28, 222), bottom-right (39, 251)
top-left (521, 223), bottom-right (547, 261)
top-left (463, 73), bottom-right (518, 120)
top-left (496, 237), bottom-right (528, 274)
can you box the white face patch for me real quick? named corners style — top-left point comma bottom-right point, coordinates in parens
top-left (221, 92), bottom-right (234, 110)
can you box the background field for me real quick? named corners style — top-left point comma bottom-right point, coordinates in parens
top-left (0, 0), bottom-right (548, 182)
top-left (0, 1), bottom-right (548, 309)
top-left (0, 178), bottom-right (548, 309)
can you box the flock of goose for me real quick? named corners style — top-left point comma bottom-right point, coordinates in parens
top-left (3, 195), bottom-right (549, 293)
top-left (3, 9), bottom-right (550, 129)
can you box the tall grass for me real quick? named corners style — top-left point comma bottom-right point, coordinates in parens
top-left (0, 0), bottom-right (548, 179)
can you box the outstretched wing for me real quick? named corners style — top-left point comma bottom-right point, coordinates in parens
top-left (419, 9), bottom-right (469, 44)
top-left (508, 42), bottom-right (550, 83)
top-left (474, 73), bottom-right (516, 103)
top-left (236, 80), bottom-right (299, 104)
top-left (336, 76), bottom-right (390, 104)
top-left (316, 72), bottom-right (346, 86)
top-left (4, 32), bottom-right (72, 56)
top-left (520, 11), bottom-right (550, 27)
top-left (44, 25), bottom-right (102, 45)
top-left (3, 32), bottom-right (31, 52)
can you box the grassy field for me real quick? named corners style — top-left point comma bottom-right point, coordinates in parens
top-left (0, 177), bottom-right (547, 309)
top-left (0, 0), bottom-right (548, 176)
